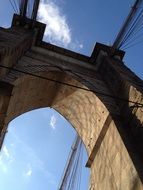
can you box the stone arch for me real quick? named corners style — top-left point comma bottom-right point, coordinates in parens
top-left (0, 14), bottom-right (143, 189)
top-left (4, 70), bottom-right (112, 155)
top-left (2, 70), bottom-right (142, 189)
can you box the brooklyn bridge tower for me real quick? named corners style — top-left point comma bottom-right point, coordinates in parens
top-left (0, 0), bottom-right (143, 189)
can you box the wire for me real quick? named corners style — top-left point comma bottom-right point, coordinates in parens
top-left (126, 12), bottom-right (143, 40)
top-left (58, 135), bottom-right (82, 190)
top-left (62, 138), bottom-right (83, 190)
top-left (121, 28), bottom-right (143, 49)
top-left (17, 0), bottom-right (21, 8)
top-left (0, 64), bottom-right (143, 107)
top-left (119, 9), bottom-right (143, 48)
top-left (113, 0), bottom-right (143, 48)
top-left (122, 38), bottom-right (143, 50)
top-left (76, 143), bottom-right (83, 190)
top-left (9, 0), bottom-right (17, 13)
top-left (113, 0), bottom-right (143, 50)
top-left (27, 0), bottom-right (35, 18)
top-left (12, 0), bottom-right (19, 13)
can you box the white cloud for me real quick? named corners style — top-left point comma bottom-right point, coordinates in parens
top-left (3, 145), bottom-right (10, 158)
top-left (26, 169), bottom-right (32, 176)
top-left (38, 0), bottom-right (83, 50)
top-left (0, 145), bottom-right (15, 174)
top-left (5, 126), bottom-right (57, 187)
top-left (38, 0), bottom-right (71, 47)
top-left (50, 115), bottom-right (56, 130)
top-left (0, 156), bottom-right (8, 173)
top-left (3, 145), bottom-right (15, 164)
top-left (79, 44), bottom-right (83, 49)
top-left (9, 129), bottom-right (55, 181)
top-left (24, 164), bottom-right (32, 177)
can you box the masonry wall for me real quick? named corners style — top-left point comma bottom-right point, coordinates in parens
top-left (98, 56), bottom-right (143, 181)
top-left (0, 22), bottom-right (143, 189)
top-left (90, 121), bottom-right (142, 190)
top-left (4, 72), bottom-right (109, 155)
top-left (2, 71), bottom-right (142, 190)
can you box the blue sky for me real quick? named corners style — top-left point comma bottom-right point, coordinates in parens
top-left (0, 0), bottom-right (143, 190)
top-left (0, 0), bottom-right (142, 78)
top-left (0, 108), bottom-right (89, 190)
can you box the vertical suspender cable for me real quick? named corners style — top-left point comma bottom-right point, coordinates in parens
top-left (20, 0), bottom-right (28, 17)
top-left (31, 0), bottom-right (40, 20)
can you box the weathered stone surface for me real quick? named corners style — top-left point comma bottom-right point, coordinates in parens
top-left (90, 121), bottom-right (142, 190)
top-left (0, 81), bottom-right (13, 147)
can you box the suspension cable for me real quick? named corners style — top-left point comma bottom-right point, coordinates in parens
top-left (12, 0), bottom-right (19, 13)
top-left (9, 0), bottom-right (17, 13)
top-left (58, 135), bottom-right (84, 190)
top-left (119, 10), bottom-right (143, 48)
top-left (113, 0), bottom-right (143, 49)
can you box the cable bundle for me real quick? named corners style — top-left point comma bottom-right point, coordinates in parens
top-left (58, 135), bottom-right (84, 190)
top-left (9, 0), bottom-right (21, 13)
top-left (113, 0), bottom-right (143, 50)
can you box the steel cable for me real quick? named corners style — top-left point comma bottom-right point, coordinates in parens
top-left (119, 9), bottom-right (143, 48)
top-left (113, 0), bottom-right (143, 49)
top-left (9, 0), bottom-right (17, 13)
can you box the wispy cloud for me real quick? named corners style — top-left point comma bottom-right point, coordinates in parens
top-left (0, 156), bottom-right (8, 173)
top-left (26, 169), bottom-right (32, 176)
top-left (38, 0), bottom-right (83, 50)
top-left (24, 164), bottom-right (32, 177)
top-left (3, 145), bottom-right (10, 158)
top-left (38, 0), bottom-right (71, 47)
top-left (9, 128), bottom-right (56, 183)
top-left (2, 145), bottom-right (14, 164)
top-left (0, 145), bottom-right (12, 173)
top-left (79, 44), bottom-right (83, 49)
top-left (50, 115), bottom-right (56, 130)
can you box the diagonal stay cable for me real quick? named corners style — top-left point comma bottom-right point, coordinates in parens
top-left (121, 27), bottom-right (143, 49)
top-left (126, 12), bottom-right (143, 40)
top-left (17, 0), bottom-right (21, 8)
top-left (78, 145), bottom-right (83, 190)
top-left (9, 0), bottom-right (17, 12)
top-left (121, 31), bottom-right (143, 48)
top-left (0, 64), bottom-right (143, 107)
top-left (58, 135), bottom-right (81, 190)
top-left (12, 0), bottom-right (19, 13)
top-left (119, 9), bottom-right (143, 48)
top-left (119, 8), bottom-right (143, 48)
top-left (67, 140), bottom-right (82, 190)
top-left (127, 20), bottom-right (143, 40)
top-left (113, 0), bottom-right (143, 49)
top-left (122, 38), bottom-right (143, 50)
top-left (75, 142), bottom-right (83, 190)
